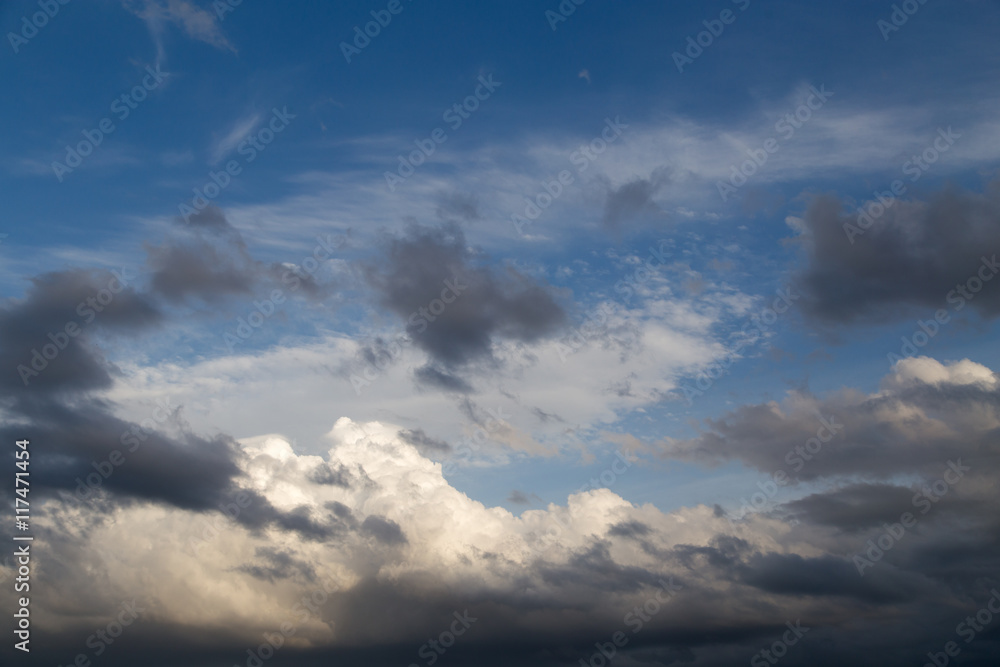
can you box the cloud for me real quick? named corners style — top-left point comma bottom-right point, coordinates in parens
top-left (209, 113), bottom-right (261, 164)
top-left (601, 168), bottom-right (672, 229)
top-left (362, 222), bottom-right (567, 368)
top-left (790, 179), bottom-right (1000, 324)
top-left (398, 428), bottom-right (452, 453)
top-left (414, 365), bottom-right (475, 393)
top-left (124, 0), bottom-right (236, 64)
top-left (436, 191), bottom-right (481, 222)
top-left (10, 414), bottom-right (1000, 666)
top-left (0, 267), bottom-right (161, 394)
top-left (660, 356), bottom-right (1000, 482)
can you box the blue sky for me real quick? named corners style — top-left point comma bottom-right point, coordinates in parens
top-left (3, 1), bottom-right (1000, 666)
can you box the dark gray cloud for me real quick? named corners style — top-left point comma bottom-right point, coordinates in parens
top-left (235, 546), bottom-right (317, 583)
top-left (436, 191), bottom-right (481, 222)
top-left (0, 242), bottom-right (339, 544)
top-left (782, 483), bottom-right (918, 531)
top-left (309, 461), bottom-right (353, 486)
top-left (146, 242), bottom-right (256, 303)
top-left (181, 204), bottom-right (234, 232)
top-left (791, 179), bottom-right (1000, 324)
top-left (414, 364), bottom-right (475, 393)
top-left (601, 168), bottom-right (671, 228)
top-left (507, 490), bottom-right (533, 505)
top-left (399, 427), bottom-right (452, 453)
top-left (608, 520), bottom-right (652, 539)
top-left (361, 515), bottom-right (407, 545)
top-left (147, 205), bottom-right (260, 304)
top-left (0, 267), bottom-right (161, 394)
top-left (736, 553), bottom-right (924, 604)
top-left (663, 367), bottom-right (1000, 482)
top-left (363, 222), bottom-right (566, 367)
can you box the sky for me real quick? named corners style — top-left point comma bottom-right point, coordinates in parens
top-left (2, 0), bottom-right (1000, 665)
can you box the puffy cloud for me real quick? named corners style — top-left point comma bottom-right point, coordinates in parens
top-left (6, 407), bottom-right (999, 666)
top-left (361, 222), bottom-right (567, 368)
top-left (790, 179), bottom-right (1000, 324)
top-left (600, 168), bottom-right (672, 229)
top-left (661, 357), bottom-right (1000, 481)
